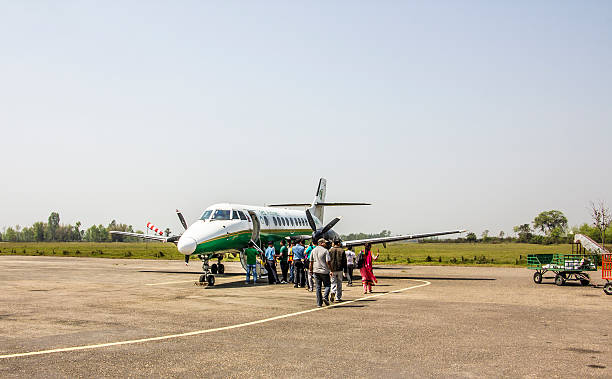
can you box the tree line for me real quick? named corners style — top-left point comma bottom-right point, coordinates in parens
top-left (0, 212), bottom-right (155, 242)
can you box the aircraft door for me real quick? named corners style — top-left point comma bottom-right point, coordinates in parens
top-left (246, 210), bottom-right (267, 278)
top-left (248, 210), bottom-right (261, 243)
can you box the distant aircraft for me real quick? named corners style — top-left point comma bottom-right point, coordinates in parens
top-left (111, 178), bottom-right (464, 285)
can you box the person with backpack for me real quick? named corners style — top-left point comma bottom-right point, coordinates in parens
top-left (358, 243), bottom-right (378, 294)
top-left (328, 239), bottom-right (347, 302)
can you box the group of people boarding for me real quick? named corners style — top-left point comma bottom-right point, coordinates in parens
top-left (243, 238), bottom-right (379, 307)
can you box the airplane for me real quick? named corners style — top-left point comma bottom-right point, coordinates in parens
top-left (111, 178), bottom-right (464, 286)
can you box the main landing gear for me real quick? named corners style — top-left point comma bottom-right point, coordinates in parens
top-left (210, 255), bottom-right (225, 275)
top-left (198, 255), bottom-right (216, 286)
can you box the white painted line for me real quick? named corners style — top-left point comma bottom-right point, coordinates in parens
top-left (0, 280), bottom-right (430, 359)
top-left (145, 280), bottom-right (198, 286)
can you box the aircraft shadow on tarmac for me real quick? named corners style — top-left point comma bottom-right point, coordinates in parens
top-left (139, 270), bottom-right (243, 277)
top-left (138, 271), bottom-right (497, 282)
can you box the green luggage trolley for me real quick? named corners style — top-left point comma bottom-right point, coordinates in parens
top-left (527, 253), bottom-right (597, 286)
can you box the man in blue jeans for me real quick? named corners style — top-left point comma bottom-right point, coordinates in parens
top-left (292, 240), bottom-right (306, 288)
top-left (264, 241), bottom-right (280, 284)
top-left (309, 238), bottom-right (332, 307)
top-left (244, 241), bottom-right (259, 284)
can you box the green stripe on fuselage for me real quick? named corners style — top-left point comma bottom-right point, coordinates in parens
top-left (192, 229), bottom-right (311, 255)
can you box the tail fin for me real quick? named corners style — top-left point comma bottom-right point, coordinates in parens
top-left (310, 178), bottom-right (327, 221)
top-left (268, 177), bottom-right (370, 224)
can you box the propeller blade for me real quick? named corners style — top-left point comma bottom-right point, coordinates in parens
top-left (319, 217), bottom-right (341, 235)
top-left (305, 209), bottom-right (317, 231)
top-left (176, 209), bottom-right (188, 230)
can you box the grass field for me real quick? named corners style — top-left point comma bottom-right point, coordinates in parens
top-left (0, 242), bottom-right (574, 266)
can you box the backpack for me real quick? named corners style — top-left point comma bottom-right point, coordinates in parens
top-left (356, 252), bottom-right (365, 269)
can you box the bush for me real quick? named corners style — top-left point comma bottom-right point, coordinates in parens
top-left (425, 255), bottom-right (432, 262)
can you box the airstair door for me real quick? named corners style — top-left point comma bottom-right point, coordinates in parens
top-left (246, 210), bottom-right (267, 278)
top-left (248, 210), bottom-right (261, 243)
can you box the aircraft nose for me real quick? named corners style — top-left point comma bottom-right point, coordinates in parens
top-left (177, 236), bottom-right (197, 255)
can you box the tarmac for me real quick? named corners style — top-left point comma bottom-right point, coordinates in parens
top-left (1, 255), bottom-right (611, 378)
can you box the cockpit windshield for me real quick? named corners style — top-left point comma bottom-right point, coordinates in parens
top-left (212, 209), bottom-right (231, 220)
top-left (200, 210), bottom-right (213, 220)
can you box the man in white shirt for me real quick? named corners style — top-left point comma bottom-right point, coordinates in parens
top-left (309, 238), bottom-right (332, 307)
top-left (344, 247), bottom-right (356, 286)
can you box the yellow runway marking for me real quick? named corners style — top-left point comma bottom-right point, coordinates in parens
top-left (0, 280), bottom-right (431, 359)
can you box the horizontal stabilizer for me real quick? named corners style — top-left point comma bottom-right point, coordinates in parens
top-left (267, 203), bottom-right (312, 207)
top-left (267, 202), bottom-right (370, 207)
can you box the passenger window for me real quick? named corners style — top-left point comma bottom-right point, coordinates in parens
top-left (290, 218), bottom-right (294, 226)
top-left (237, 210), bottom-right (247, 220)
top-left (232, 210), bottom-right (240, 220)
top-left (212, 210), bottom-right (231, 220)
top-left (281, 217), bottom-right (285, 226)
top-left (272, 217), bottom-right (278, 226)
top-left (263, 216), bottom-right (269, 226)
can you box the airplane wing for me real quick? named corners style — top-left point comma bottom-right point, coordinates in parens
top-left (342, 230), bottom-right (465, 248)
top-left (109, 231), bottom-right (170, 243)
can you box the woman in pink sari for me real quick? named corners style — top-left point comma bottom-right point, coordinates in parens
top-left (360, 243), bottom-right (378, 294)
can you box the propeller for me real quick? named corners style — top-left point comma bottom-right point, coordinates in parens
top-left (305, 209), bottom-right (317, 231)
top-left (305, 209), bottom-right (341, 242)
top-left (176, 209), bottom-right (188, 230)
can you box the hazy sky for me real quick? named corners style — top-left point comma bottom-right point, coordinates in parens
top-left (1, 1), bottom-right (611, 237)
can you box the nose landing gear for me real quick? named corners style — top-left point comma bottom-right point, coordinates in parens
top-left (197, 255), bottom-right (216, 286)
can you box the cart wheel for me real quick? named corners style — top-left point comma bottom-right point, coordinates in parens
top-left (554, 274), bottom-right (565, 286)
top-left (533, 272), bottom-right (542, 284)
top-left (604, 283), bottom-right (612, 295)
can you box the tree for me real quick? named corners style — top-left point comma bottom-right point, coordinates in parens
top-left (465, 232), bottom-right (477, 242)
top-left (513, 224), bottom-right (533, 243)
top-left (4, 227), bottom-right (17, 242)
top-left (72, 222), bottom-right (82, 241)
top-left (481, 230), bottom-right (490, 242)
top-left (499, 231), bottom-right (505, 239)
top-left (533, 210), bottom-right (567, 236)
top-left (46, 212), bottom-right (60, 241)
top-left (590, 201), bottom-right (611, 250)
top-left (32, 222), bottom-right (45, 242)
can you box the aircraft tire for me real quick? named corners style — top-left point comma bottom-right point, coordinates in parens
top-left (199, 274), bottom-right (206, 283)
top-left (211, 264), bottom-right (218, 274)
top-left (207, 275), bottom-right (215, 286)
top-left (218, 264), bottom-right (225, 274)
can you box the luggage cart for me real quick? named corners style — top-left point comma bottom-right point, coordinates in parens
top-left (527, 253), bottom-right (597, 286)
top-left (602, 254), bottom-right (612, 295)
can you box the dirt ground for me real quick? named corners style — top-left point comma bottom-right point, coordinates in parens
top-left (0, 256), bottom-right (610, 378)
